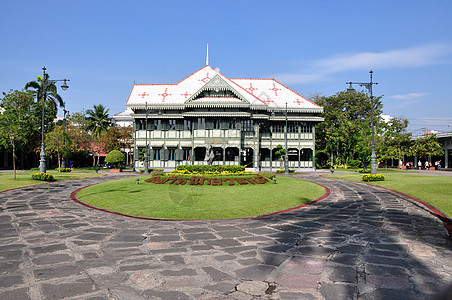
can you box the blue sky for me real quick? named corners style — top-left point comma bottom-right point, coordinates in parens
top-left (1, 0), bottom-right (451, 134)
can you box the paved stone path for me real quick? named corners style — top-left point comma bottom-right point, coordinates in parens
top-left (0, 173), bottom-right (451, 299)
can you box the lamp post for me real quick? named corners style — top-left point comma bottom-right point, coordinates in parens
top-left (346, 70), bottom-right (378, 175)
top-left (144, 102), bottom-right (149, 174)
top-left (284, 102), bottom-right (289, 175)
top-left (61, 105), bottom-right (69, 169)
top-left (329, 128), bottom-right (334, 174)
top-left (39, 67), bottom-right (70, 173)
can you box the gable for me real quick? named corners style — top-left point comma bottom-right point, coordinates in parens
top-left (186, 74), bottom-right (250, 104)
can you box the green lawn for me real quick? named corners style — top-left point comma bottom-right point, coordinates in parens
top-left (0, 171), bottom-right (103, 192)
top-left (326, 173), bottom-right (452, 217)
top-left (76, 176), bottom-right (326, 219)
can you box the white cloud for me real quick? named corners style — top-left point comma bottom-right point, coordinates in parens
top-left (387, 92), bottom-right (429, 100)
top-left (274, 43), bottom-right (452, 84)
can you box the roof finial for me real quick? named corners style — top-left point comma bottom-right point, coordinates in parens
top-left (206, 43), bottom-right (209, 66)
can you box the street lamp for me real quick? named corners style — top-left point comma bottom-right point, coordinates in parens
top-left (284, 102), bottom-right (289, 175)
top-left (144, 102), bottom-right (149, 174)
top-left (61, 104), bottom-right (69, 169)
top-left (346, 70), bottom-right (378, 175)
top-left (39, 67), bottom-right (70, 173)
top-left (329, 128), bottom-right (334, 174)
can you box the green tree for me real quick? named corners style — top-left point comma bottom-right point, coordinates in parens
top-left (410, 134), bottom-right (444, 163)
top-left (86, 105), bottom-right (113, 166)
top-left (378, 117), bottom-right (411, 168)
top-left (274, 144), bottom-right (286, 169)
top-left (86, 104), bottom-right (112, 138)
top-left (25, 73), bottom-right (64, 135)
top-left (45, 125), bottom-right (71, 171)
top-left (98, 125), bottom-right (132, 154)
top-left (105, 150), bottom-right (125, 168)
top-left (313, 90), bottom-right (383, 167)
top-left (0, 90), bottom-right (36, 179)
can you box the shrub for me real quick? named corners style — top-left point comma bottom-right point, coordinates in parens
top-left (175, 165), bottom-right (245, 174)
top-left (55, 168), bottom-right (72, 172)
top-left (362, 174), bottom-right (385, 182)
top-left (31, 172), bottom-right (56, 181)
top-left (259, 171), bottom-right (276, 180)
top-left (348, 160), bottom-right (361, 169)
top-left (105, 150), bottom-right (125, 168)
top-left (358, 169), bottom-right (371, 173)
top-left (276, 169), bottom-right (295, 173)
top-left (30, 167), bottom-right (40, 171)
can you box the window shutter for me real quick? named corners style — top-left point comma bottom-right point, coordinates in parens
top-left (149, 149), bottom-right (154, 161)
top-left (175, 149), bottom-right (183, 161)
top-left (163, 149), bottom-right (169, 161)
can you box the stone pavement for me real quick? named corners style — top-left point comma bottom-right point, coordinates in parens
top-left (0, 172), bottom-right (451, 300)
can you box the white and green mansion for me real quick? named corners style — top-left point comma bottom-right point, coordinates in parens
top-left (126, 65), bottom-right (324, 171)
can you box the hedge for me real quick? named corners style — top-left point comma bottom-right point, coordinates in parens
top-left (175, 165), bottom-right (245, 174)
top-left (31, 172), bottom-right (56, 181)
top-left (55, 168), bottom-right (72, 172)
top-left (362, 174), bottom-right (385, 182)
top-left (145, 175), bottom-right (268, 186)
top-left (276, 169), bottom-right (295, 174)
top-left (358, 169), bottom-right (371, 174)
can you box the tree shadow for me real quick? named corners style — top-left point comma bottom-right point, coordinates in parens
top-left (251, 176), bottom-right (452, 299)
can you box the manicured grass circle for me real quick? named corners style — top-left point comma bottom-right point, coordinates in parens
top-left (76, 176), bottom-right (326, 219)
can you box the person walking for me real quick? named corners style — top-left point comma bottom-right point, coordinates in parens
top-left (418, 160), bottom-right (422, 170)
top-left (425, 160), bottom-right (429, 170)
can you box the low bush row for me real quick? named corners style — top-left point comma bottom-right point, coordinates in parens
top-left (145, 175), bottom-right (269, 186)
top-left (55, 168), bottom-right (72, 172)
top-left (362, 174), bottom-right (385, 182)
top-left (31, 172), bottom-right (56, 181)
top-left (358, 169), bottom-right (371, 173)
top-left (276, 169), bottom-right (295, 173)
top-left (175, 165), bottom-right (245, 174)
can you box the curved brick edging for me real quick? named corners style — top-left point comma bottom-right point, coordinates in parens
top-left (322, 175), bottom-right (452, 239)
top-left (70, 179), bottom-right (330, 222)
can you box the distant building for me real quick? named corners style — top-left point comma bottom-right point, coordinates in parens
top-left (113, 109), bottom-right (133, 127)
top-left (125, 65), bottom-right (324, 171)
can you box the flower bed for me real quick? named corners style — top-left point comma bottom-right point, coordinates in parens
top-left (362, 174), bottom-right (385, 182)
top-left (358, 169), bottom-right (371, 174)
top-left (145, 175), bottom-right (269, 186)
top-left (55, 168), bottom-right (72, 172)
top-left (276, 169), bottom-right (295, 173)
top-left (174, 165), bottom-right (245, 175)
top-left (31, 172), bottom-right (56, 181)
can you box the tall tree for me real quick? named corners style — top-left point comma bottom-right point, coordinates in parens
top-left (0, 90), bottom-right (36, 179)
top-left (45, 125), bottom-right (71, 171)
top-left (410, 134), bottom-right (444, 162)
top-left (313, 91), bottom-right (383, 167)
top-left (86, 104), bottom-right (112, 138)
top-left (98, 125), bottom-right (132, 154)
top-left (85, 104), bottom-right (112, 166)
top-left (378, 117), bottom-right (412, 168)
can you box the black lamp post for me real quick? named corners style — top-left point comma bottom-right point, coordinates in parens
top-left (39, 67), bottom-right (70, 173)
top-left (144, 102), bottom-right (149, 174)
top-left (329, 128), bottom-right (334, 174)
top-left (346, 70), bottom-right (378, 175)
top-left (61, 104), bottom-right (69, 169)
top-left (284, 102), bottom-right (289, 175)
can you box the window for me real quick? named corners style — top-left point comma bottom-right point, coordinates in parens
top-left (183, 120), bottom-right (192, 131)
top-left (167, 148), bottom-right (176, 160)
top-left (153, 119), bottom-right (161, 130)
top-left (169, 119), bottom-right (176, 130)
top-left (153, 148), bottom-right (161, 160)
top-left (183, 148), bottom-right (191, 160)
top-left (213, 119), bottom-right (221, 129)
top-left (197, 118), bottom-right (206, 129)
top-left (241, 120), bottom-right (254, 132)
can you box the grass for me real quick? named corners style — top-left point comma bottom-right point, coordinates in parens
top-left (0, 171), bottom-right (103, 192)
top-left (76, 176), bottom-right (326, 219)
top-left (325, 173), bottom-right (452, 218)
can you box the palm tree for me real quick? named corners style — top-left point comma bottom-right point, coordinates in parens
top-left (85, 104), bottom-right (112, 166)
top-left (25, 73), bottom-right (64, 112)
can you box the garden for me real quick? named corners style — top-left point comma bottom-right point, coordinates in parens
top-left (76, 166), bottom-right (326, 219)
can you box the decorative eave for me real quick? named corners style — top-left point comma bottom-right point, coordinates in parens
top-left (133, 113), bottom-right (184, 119)
top-left (268, 107), bottom-right (324, 114)
top-left (184, 102), bottom-right (250, 108)
top-left (183, 111), bottom-right (251, 118)
top-left (269, 116), bottom-right (325, 122)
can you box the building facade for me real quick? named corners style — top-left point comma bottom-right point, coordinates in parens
top-left (126, 65), bottom-right (324, 171)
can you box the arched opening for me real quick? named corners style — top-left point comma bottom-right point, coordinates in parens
top-left (212, 147), bottom-right (224, 162)
top-left (260, 148), bottom-right (271, 161)
top-left (241, 148), bottom-right (253, 167)
top-left (288, 148), bottom-right (298, 161)
top-left (225, 147), bottom-right (239, 162)
top-left (194, 147), bottom-right (206, 161)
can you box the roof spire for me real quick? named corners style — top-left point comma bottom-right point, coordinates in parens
top-left (206, 43), bottom-right (209, 66)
